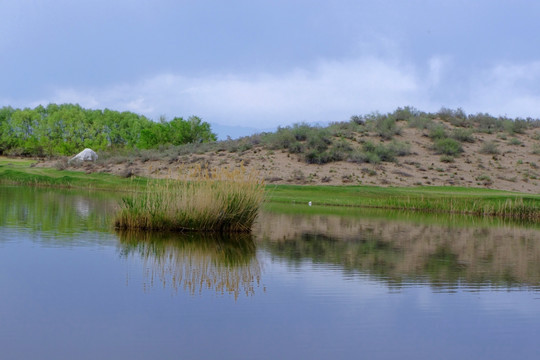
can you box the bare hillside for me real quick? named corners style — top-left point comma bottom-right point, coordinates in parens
top-left (37, 109), bottom-right (540, 194)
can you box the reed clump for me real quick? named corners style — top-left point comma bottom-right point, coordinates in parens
top-left (114, 165), bottom-right (265, 232)
top-left (361, 195), bottom-right (540, 221)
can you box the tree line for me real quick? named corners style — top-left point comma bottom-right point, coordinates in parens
top-left (0, 104), bottom-right (216, 156)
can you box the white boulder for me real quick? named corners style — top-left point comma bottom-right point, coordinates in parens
top-left (69, 148), bottom-right (98, 164)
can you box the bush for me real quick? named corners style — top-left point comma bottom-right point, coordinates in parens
top-left (433, 138), bottom-right (463, 156)
top-left (388, 141), bottom-right (411, 156)
top-left (437, 107), bottom-right (468, 127)
top-left (365, 113), bottom-right (401, 139)
top-left (307, 130), bottom-right (332, 152)
top-left (263, 128), bottom-right (296, 150)
top-left (503, 118), bottom-right (528, 134)
top-left (304, 150), bottom-right (331, 164)
top-left (349, 150), bottom-right (381, 164)
top-left (479, 141), bottom-right (500, 155)
top-left (291, 123), bottom-right (313, 141)
top-left (440, 155), bottom-right (455, 163)
top-left (359, 141), bottom-right (395, 162)
top-left (476, 174), bottom-right (493, 185)
top-left (429, 125), bottom-right (447, 140)
top-left (328, 121), bottom-right (362, 139)
top-left (350, 115), bottom-right (365, 125)
top-left (408, 116), bottom-right (433, 129)
top-left (508, 137), bottom-right (522, 146)
top-left (469, 113), bottom-right (503, 133)
top-left (288, 141), bottom-right (304, 154)
top-left (391, 106), bottom-right (421, 121)
top-left (451, 128), bottom-right (475, 143)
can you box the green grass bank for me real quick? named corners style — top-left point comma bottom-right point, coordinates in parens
top-left (0, 157), bottom-right (147, 190)
top-left (2, 157), bottom-right (540, 221)
top-left (267, 184), bottom-right (540, 220)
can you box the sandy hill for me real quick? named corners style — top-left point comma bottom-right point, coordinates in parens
top-left (38, 111), bottom-right (540, 194)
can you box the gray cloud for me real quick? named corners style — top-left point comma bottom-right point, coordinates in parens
top-left (30, 57), bottom-right (540, 132)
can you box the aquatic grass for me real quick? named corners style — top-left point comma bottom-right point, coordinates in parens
top-left (114, 165), bottom-right (265, 232)
top-left (266, 185), bottom-right (540, 221)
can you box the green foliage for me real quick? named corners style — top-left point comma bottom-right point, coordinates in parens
top-left (137, 116), bottom-right (217, 149)
top-left (468, 113), bottom-right (504, 133)
top-left (437, 107), bottom-right (469, 127)
top-left (328, 121), bottom-right (363, 139)
top-left (370, 113), bottom-right (401, 139)
top-left (348, 141), bottom-right (409, 164)
top-left (388, 140), bottom-right (411, 156)
top-left (503, 118), bottom-right (528, 134)
top-left (433, 138), bottom-right (463, 156)
top-left (391, 106), bottom-right (422, 121)
top-left (0, 104), bottom-right (216, 156)
top-left (408, 116), bottom-right (433, 129)
top-left (262, 124), bottom-right (338, 164)
top-left (429, 125), bottom-right (448, 140)
top-left (451, 128), bottom-right (475, 143)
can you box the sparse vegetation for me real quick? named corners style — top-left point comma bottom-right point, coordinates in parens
top-left (479, 141), bottom-right (500, 155)
top-left (509, 137), bottom-right (522, 146)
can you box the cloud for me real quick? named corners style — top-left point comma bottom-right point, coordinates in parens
top-left (466, 61), bottom-right (540, 118)
top-left (34, 56), bottom-right (429, 128)
top-left (29, 57), bottom-right (540, 132)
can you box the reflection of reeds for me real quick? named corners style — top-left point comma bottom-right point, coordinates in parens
top-left (114, 165), bottom-right (265, 232)
top-left (117, 230), bottom-right (262, 299)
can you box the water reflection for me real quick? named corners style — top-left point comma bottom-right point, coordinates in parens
top-left (3, 185), bottom-right (540, 293)
top-left (117, 230), bottom-right (263, 299)
top-left (255, 211), bottom-right (540, 290)
top-left (0, 185), bottom-right (117, 234)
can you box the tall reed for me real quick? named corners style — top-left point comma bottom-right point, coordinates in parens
top-left (114, 165), bottom-right (265, 232)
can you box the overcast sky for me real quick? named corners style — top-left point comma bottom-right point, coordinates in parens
top-left (2, 1), bottom-right (540, 138)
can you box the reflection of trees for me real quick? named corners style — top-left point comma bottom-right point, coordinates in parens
top-left (117, 231), bottom-right (262, 299)
top-left (0, 186), bottom-right (116, 235)
top-left (255, 211), bottom-right (540, 290)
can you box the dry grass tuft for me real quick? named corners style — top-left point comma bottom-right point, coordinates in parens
top-left (114, 164), bottom-right (265, 232)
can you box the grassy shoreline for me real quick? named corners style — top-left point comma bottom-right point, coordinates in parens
top-left (2, 157), bottom-right (540, 221)
top-left (267, 184), bottom-right (540, 220)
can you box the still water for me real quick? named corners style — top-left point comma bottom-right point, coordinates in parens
top-left (1, 186), bottom-right (540, 359)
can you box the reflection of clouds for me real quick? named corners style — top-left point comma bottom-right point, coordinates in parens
top-left (74, 198), bottom-right (91, 218)
top-left (268, 253), bottom-right (540, 318)
top-left (477, 290), bottom-right (540, 317)
top-left (117, 231), bottom-right (263, 299)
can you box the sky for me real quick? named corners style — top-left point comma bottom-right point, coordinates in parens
top-left (2, 0), bottom-right (540, 139)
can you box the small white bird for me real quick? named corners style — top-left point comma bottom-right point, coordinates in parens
top-left (308, 201), bottom-right (312, 206)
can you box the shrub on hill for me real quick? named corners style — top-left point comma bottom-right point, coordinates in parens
top-left (433, 138), bottom-right (463, 156)
top-left (451, 128), bottom-right (475, 143)
top-left (479, 141), bottom-right (500, 155)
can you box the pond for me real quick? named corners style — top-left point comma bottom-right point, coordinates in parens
top-left (1, 186), bottom-right (540, 359)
